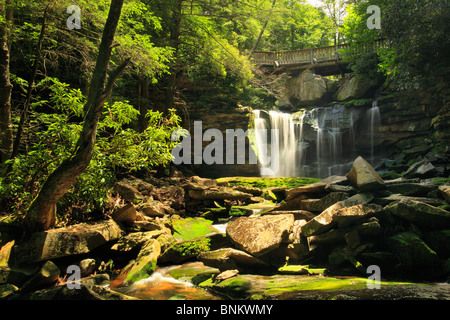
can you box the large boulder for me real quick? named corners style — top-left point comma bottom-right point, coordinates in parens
top-left (0, 241), bottom-right (14, 267)
top-left (301, 193), bottom-right (374, 237)
top-left (403, 160), bottom-right (437, 178)
top-left (198, 248), bottom-right (267, 272)
top-left (187, 187), bottom-right (253, 201)
top-left (226, 214), bottom-right (294, 257)
top-left (424, 230), bottom-right (450, 257)
top-left (110, 230), bottom-right (165, 252)
top-left (385, 199), bottom-right (450, 230)
top-left (12, 220), bottom-right (125, 265)
top-left (125, 239), bottom-right (160, 285)
top-left (439, 185), bottom-right (450, 203)
top-left (346, 156), bottom-right (385, 192)
top-left (170, 217), bottom-right (219, 241)
top-left (336, 75), bottom-right (379, 101)
top-left (386, 183), bottom-right (437, 197)
top-left (285, 69), bottom-right (337, 106)
top-left (286, 182), bottom-right (328, 201)
top-left (385, 232), bottom-right (439, 269)
top-left (19, 261), bottom-right (60, 293)
top-left (299, 192), bottom-right (349, 212)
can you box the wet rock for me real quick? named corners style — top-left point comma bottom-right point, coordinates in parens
top-left (385, 199), bottom-right (450, 230)
top-left (12, 220), bottom-right (125, 265)
top-left (216, 269), bottom-right (239, 281)
top-left (226, 214), bottom-right (295, 257)
top-left (125, 239), bottom-right (160, 285)
top-left (346, 156), bottom-right (385, 192)
top-left (198, 248), bottom-right (267, 272)
top-left (25, 278), bottom-right (137, 300)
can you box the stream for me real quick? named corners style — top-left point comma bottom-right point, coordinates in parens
top-left (110, 262), bottom-right (223, 300)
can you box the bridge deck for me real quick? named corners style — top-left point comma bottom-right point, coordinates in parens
top-left (252, 41), bottom-right (386, 74)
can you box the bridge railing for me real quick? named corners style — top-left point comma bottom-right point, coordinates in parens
top-left (252, 40), bottom-right (385, 67)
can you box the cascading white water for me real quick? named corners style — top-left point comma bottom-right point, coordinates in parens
top-left (253, 110), bottom-right (298, 177)
top-left (253, 103), bottom-right (374, 179)
top-left (368, 100), bottom-right (381, 164)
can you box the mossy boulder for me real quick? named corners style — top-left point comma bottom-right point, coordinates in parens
top-left (385, 232), bottom-right (439, 269)
top-left (170, 217), bottom-right (218, 241)
top-left (159, 233), bottom-right (231, 264)
top-left (198, 275), bottom-right (253, 299)
top-left (385, 199), bottom-right (450, 230)
top-left (198, 273), bottom-right (420, 300)
top-left (125, 239), bottom-right (160, 285)
top-left (216, 177), bottom-right (321, 190)
top-left (11, 220), bottom-right (125, 265)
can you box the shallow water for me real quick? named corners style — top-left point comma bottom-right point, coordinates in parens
top-left (110, 262), bottom-right (222, 300)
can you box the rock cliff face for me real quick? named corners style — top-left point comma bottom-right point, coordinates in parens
top-left (284, 69), bottom-right (339, 107)
top-left (186, 105), bottom-right (259, 178)
top-left (182, 69), bottom-right (449, 179)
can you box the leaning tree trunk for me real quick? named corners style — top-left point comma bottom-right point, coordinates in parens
top-left (0, 0), bottom-right (13, 164)
top-left (23, 0), bottom-right (129, 233)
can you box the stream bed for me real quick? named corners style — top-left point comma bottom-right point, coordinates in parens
top-left (109, 261), bottom-right (450, 300)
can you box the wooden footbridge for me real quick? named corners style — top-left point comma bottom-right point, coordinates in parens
top-left (252, 40), bottom-right (386, 76)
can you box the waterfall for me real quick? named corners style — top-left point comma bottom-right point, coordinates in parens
top-left (252, 103), bottom-right (380, 179)
top-left (253, 110), bottom-right (298, 177)
top-left (368, 100), bottom-right (381, 164)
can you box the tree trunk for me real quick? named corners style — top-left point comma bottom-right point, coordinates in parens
top-left (10, 3), bottom-right (50, 163)
top-left (0, 0), bottom-right (13, 164)
top-left (23, 0), bottom-right (128, 233)
top-left (248, 0), bottom-right (277, 59)
top-left (164, 0), bottom-right (183, 115)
